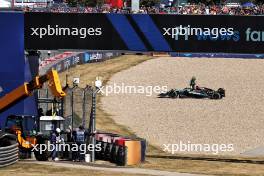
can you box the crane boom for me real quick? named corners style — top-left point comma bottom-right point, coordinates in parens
top-left (0, 70), bottom-right (66, 114)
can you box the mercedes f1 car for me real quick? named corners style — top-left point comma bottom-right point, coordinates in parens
top-left (158, 87), bottom-right (225, 99)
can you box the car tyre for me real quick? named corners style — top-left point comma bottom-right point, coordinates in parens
top-left (212, 93), bottom-right (221, 99)
top-left (168, 90), bottom-right (178, 98)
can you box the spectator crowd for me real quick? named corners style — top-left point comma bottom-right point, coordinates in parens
top-left (24, 3), bottom-right (264, 15)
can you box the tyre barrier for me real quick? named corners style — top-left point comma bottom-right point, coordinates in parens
top-left (110, 144), bottom-right (119, 163)
top-left (0, 143), bottom-right (19, 168)
top-left (95, 133), bottom-right (146, 166)
top-left (116, 145), bottom-right (127, 166)
top-left (104, 143), bottom-right (113, 161)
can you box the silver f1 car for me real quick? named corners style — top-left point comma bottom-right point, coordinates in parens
top-left (158, 87), bottom-right (225, 99)
top-left (159, 76), bottom-right (225, 99)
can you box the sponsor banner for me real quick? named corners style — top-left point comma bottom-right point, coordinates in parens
top-left (25, 13), bottom-right (264, 54)
top-left (25, 13), bottom-right (127, 50)
top-left (47, 52), bottom-right (120, 73)
top-left (80, 52), bottom-right (120, 64)
top-left (50, 55), bottom-right (81, 73)
top-left (170, 52), bottom-right (264, 59)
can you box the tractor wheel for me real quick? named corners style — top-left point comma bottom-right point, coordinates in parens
top-left (34, 148), bottom-right (49, 161)
top-left (19, 148), bottom-right (32, 159)
top-left (34, 138), bottom-right (49, 161)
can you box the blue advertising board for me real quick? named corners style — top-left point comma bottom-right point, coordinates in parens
top-left (0, 12), bottom-right (37, 128)
top-left (44, 52), bottom-right (120, 74)
top-left (25, 13), bottom-right (264, 54)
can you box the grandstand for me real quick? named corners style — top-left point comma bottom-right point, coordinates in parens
top-left (10, 0), bottom-right (53, 8)
top-left (0, 0), bottom-right (11, 8)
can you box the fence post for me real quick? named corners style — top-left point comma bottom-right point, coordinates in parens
top-left (82, 87), bottom-right (86, 128)
top-left (71, 87), bottom-right (74, 137)
top-left (61, 96), bottom-right (64, 118)
top-left (91, 89), bottom-right (96, 162)
top-left (90, 87), bottom-right (101, 162)
top-left (46, 89), bottom-right (49, 112)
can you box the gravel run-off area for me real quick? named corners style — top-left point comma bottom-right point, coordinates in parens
top-left (101, 57), bottom-right (264, 155)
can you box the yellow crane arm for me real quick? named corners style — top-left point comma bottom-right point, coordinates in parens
top-left (46, 70), bottom-right (66, 97)
top-left (0, 69), bottom-right (66, 113)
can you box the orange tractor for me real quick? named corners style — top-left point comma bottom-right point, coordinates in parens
top-left (0, 70), bottom-right (66, 160)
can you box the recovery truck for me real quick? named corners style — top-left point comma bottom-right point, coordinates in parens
top-left (0, 69), bottom-right (66, 160)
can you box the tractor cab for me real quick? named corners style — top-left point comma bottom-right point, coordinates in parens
top-left (39, 116), bottom-right (65, 136)
top-left (33, 115), bottom-right (66, 161)
top-left (4, 115), bottom-right (37, 158)
top-left (5, 115), bottom-right (37, 139)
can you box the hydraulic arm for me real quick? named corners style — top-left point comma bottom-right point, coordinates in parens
top-left (0, 70), bottom-right (66, 114)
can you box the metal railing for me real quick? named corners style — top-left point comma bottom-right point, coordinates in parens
top-left (38, 85), bottom-right (98, 162)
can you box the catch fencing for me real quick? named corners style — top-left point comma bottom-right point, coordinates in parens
top-left (63, 85), bottom-right (95, 130)
top-left (37, 85), bottom-right (96, 131)
top-left (38, 85), bottom-right (97, 162)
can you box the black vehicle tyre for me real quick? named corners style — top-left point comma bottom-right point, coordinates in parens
top-left (0, 146), bottom-right (18, 167)
top-left (0, 143), bottom-right (17, 153)
top-left (168, 90), bottom-right (178, 98)
top-left (110, 144), bottom-right (118, 163)
top-left (171, 92), bottom-right (178, 98)
top-left (217, 88), bottom-right (225, 97)
top-left (158, 93), bottom-right (167, 98)
top-left (0, 154), bottom-right (18, 166)
top-left (34, 148), bottom-right (49, 161)
top-left (178, 94), bottom-right (184, 98)
top-left (0, 147), bottom-right (18, 158)
top-left (212, 93), bottom-right (221, 99)
top-left (19, 148), bottom-right (32, 159)
top-left (116, 146), bottom-right (127, 166)
top-left (100, 142), bottom-right (107, 160)
top-left (95, 141), bottom-right (102, 160)
top-left (104, 143), bottom-right (113, 161)
top-left (34, 138), bottom-right (49, 161)
top-left (170, 93), bottom-right (177, 98)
